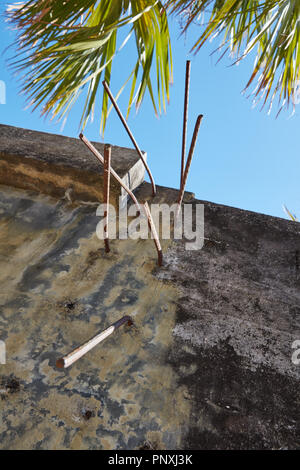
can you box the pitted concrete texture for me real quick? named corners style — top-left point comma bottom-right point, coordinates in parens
top-left (0, 182), bottom-right (299, 449)
top-left (0, 124), bottom-right (146, 205)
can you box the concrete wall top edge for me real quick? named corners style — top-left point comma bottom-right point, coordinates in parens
top-left (0, 123), bottom-right (144, 177)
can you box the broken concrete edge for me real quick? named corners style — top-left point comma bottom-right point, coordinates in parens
top-left (0, 124), bottom-right (146, 205)
top-left (136, 181), bottom-right (300, 234)
top-left (0, 124), bottom-right (297, 229)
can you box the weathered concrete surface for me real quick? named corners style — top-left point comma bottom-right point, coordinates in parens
top-left (0, 124), bottom-right (145, 205)
top-left (0, 181), bottom-right (299, 450)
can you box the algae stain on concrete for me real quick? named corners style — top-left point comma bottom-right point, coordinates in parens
top-left (0, 189), bottom-right (190, 449)
top-left (47, 234), bottom-right (190, 448)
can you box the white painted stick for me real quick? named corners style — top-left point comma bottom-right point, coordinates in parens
top-left (56, 316), bottom-right (132, 368)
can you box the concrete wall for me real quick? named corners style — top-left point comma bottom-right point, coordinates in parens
top-left (0, 179), bottom-right (299, 449)
top-left (0, 124), bottom-right (146, 206)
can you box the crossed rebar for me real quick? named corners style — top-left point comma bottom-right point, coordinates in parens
top-left (79, 134), bottom-right (162, 267)
top-left (57, 61), bottom-right (204, 370)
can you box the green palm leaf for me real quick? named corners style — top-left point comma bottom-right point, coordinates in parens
top-left (283, 204), bottom-right (299, 221)
top-left (7, 0), bottom-right (172, 135)
top-left (167, 0), bottom-right (300, 114)
top-left (6, 1), bottom-right (300, 132)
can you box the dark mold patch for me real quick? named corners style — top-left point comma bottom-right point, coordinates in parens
top-left (64, 300), bottom-right (76, 311)
top-left (81, 408), bottom-right (95, 421)
top-left (0, 375), bottom-right (21, 397)
top-left (168, 338), bottom-right (300, 449)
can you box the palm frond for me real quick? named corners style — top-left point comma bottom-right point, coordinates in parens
top-left (283, 204), bottom-right (299, 221)
top-left (167, 0), bottom-right (300, 114)
top-left (7, 1), bottom-right (300, 130)
top-left (7, 0), bottom-right (172, 135)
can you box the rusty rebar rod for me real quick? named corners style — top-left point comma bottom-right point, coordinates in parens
top-left (56, 316), bottom-right (133, 369)
top-left (103, 143), bottom-right (111, 253)
top-left (102, 80), bottom-right (156, 197)
top-left (177, 114), bottom-right (203, 215)
top-left (143, 201), bottom-right (163, 267)
top-left (180, 60), bottom-right (191, 190)
top-left (79, 134), bottom-right (163, 267)
top-left (79, 133), bottom-right (141, 215)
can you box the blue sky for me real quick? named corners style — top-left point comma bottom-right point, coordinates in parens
top-left (0, 2), bottom-right (299, 219)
